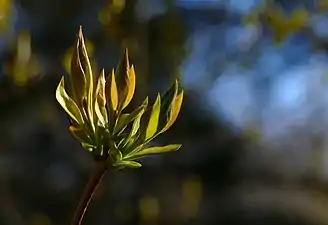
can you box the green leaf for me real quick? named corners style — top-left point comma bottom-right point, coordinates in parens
top-left (158, 80), bottom-right (178, 132)
top-left (162, 90), bottom-right (183, 132)
top-left (145, 93), bottom-right (161, 140)
top-left (81, 143), bottom-right (95, 152)
top-left (119, 110), bottom-right (144, 150)
top-left (95, 69), bottom-right (108, 127)
top-left (77, 26), bottom-right (95, 132)
top-left (115, 48), bottom-right (130, 111)
top-left (122, 64), bottom-right (136, 109)
top-left (113, 97), bottom-right (148, 134)
top-left (68, 125), bottom-right (92, 144)
top-left (56, 77), bottom-right (84, 125)
top-left (105, 69), bottom-right (119, 111)
top-left (113, 113), bottom-right (130, 134)
top-left (125, 144), bottom-right (181, 159)
top-left (70, 35), bottom-right (86, 106)
top-left (112, 149), bottom-right (123, 161)
top-left (114, 160), bottom-right (142, 168)
top-left (128, 109), bottom-right (143, 138)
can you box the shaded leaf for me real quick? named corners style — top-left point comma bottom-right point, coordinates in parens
top-left (56, 77), bottom-right (84, 125)
top-left (111, 148), bottom-right (123, 161)
top-left (68, 125), bottom-right (92, 144)
top-left (81, 143), bottom-right (95, 152)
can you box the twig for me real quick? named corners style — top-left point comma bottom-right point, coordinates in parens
top-left (71, 161), bottom-right (107, 225)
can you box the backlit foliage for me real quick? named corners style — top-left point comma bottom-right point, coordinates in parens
top-left (56, 27), bottom-right (184, 169)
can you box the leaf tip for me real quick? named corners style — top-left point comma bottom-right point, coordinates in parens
top-left (78, 25), bottom-right (83, 38)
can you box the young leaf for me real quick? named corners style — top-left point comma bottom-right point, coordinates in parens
top-left (119, 108), bottom-right (144, 150)
top-left (114, 160), bottom-right (142, 168)
top-left (76, 26), bottom-right (96, 133)
top-left (113, 97), bottom-right (148, 134)
top-left (110, 148), bottom-right (123, 162)
top-left (125, 144), bottom-right (181, 159)
top-left (68, 125), bottom-right (92, 145)
top-left (70, 36), bottom-right (86, 106)
top-left (158, 80), bottom-right (178, 132)
top-left (162, 90), bottom-right (184, 132)
top-left (128, 109), bottom-right (143, 138)
top-left (115, 48), bottom-right (130, 111)
top-left (145, 93), bottom-right (161, 140)
top-left (81, 143), bottom-right (95, 152)
top-left (95, 69), bottom-right (108, 127)
top-left (105, 69), bottom-right (119, 111)
top-left (122, 65), bottom-right (136, 109)
top-left (56, 77), bottom-right (84, 125)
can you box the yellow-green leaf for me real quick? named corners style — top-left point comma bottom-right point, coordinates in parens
top-left (95, 69), bottom-right (108, 127)
top-left (113, 97), bottom-right (148, 134)
top-left (114, 113), bottom-right (130, 134)
top-left (162, 90), bottom-right (183, 132)
top-left (125, 144), bottom-right (181, 159)
top-left (68, 125), bottom-right (92, 144)
top-left (122, 65), bottom-right (136, 109)
top-left (105, 69), bottom-right (119, 111)
top-left (158, 80), bottom-right (178, 132)
top-left (114, 160), bottom-right (142, 168)
top-left (115, 48), bottom-right (130, 111)
top-left (70, 35), bottom-right (86, 105)
top-left (77, 26), bottom-right (95, 131)
top-left (145, 93), bottom-right (161, 140)
top-left (56, 77), bottom-right (84, 125)
top-left (81, 143), bottom-right (95, 152)
top-left (128, 109), bottom-right (143, 138)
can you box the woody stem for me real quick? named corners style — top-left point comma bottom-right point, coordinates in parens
top-left (70, 161), bottom-right (107, 225)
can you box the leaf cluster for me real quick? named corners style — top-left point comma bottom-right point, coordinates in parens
top-left (56, 26), bottom-right (183, 169)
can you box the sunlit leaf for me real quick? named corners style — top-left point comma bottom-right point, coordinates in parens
top-left (70, 31), bottom-right (87, 105)
top-left (95, 69), bottom-right (108, 127)
top-left (115, 48), bottom-right (130, 111)
top-left (105, 69), bottom-right (119, 111)
top-left (158, 80), bottom-right (178, 132)
top-left (114, 160), bottom-right (142, 168)
top-left (77, 26), bottom-right (95, 131)
top-left (145, 93), bottom-right (161, 140)
top-left (162, 90), bottom-right (183, 132)
top-left (56, 77), bottom-right (84, 125)
top-left (125, 144), bottom-right (181, 160)
top-left (113, 97), bottom-right (148, 134)
top-left (122, 65), bottom-right (136, 109)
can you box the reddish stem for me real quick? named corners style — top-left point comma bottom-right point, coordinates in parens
top-left (71, 161), bottom-right (107, 225)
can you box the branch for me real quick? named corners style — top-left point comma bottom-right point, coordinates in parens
top-left (71, 161), bottom-right (107, 225)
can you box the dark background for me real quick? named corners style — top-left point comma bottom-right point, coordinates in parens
top-left (2, 0), bottom-right (328, 224)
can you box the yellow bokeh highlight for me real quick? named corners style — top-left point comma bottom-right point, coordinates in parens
top-left (180, 177), bottom-right (202, 219)
top-left (139, 195), bottom-right (159, 222)
top-left (3, 30), bottom-right (40, 86)
top-left (28, 213), bottom-right (52, 225)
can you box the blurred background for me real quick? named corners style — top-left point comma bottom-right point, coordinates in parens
top-left (3, 0), bottom-right (328, 224)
